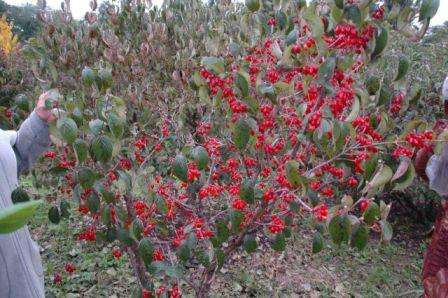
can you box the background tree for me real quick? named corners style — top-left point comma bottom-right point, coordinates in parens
top-left (0, 0), bottom-right (41, 41)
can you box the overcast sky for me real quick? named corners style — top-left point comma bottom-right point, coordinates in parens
top-left (5, 0), bottom-right (448, 25)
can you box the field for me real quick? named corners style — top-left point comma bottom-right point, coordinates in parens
top-left (26, 178), bottom-right (425, 297)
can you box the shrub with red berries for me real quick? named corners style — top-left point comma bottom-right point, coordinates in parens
top-left (25, 0), bottom-right (441, 296)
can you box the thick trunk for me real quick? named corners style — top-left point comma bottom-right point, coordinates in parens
top-left (123, 194), bottom-right (150, 289)
top-left (128, 243), bottom-right (150, 289)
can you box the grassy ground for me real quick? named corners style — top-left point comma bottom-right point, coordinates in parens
top-left (25, 177), bottom-right (425, 297)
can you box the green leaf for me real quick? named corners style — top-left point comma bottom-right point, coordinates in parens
top-left (191, 146), bottom-right (210, 170)
top-left (117, 227), bottom-right (133, 246)
top-left (378, 85), bottom-right (392, 106)
top-left (371, 26), bottom-right (388, 60)
top-left (276, 11), bottom-right (288, 29)
top-left (89, 119), bottom-right (105, 135)
top-left (391, 158), bottom-right (410, 182)
top-left (215, 221), bottom-right (230, 244)
top-left (318, 57), bottom-right (336, 84)
top-left (81, 66), bottom-right (96, 87)
top-left (138, 238), bottom-right (154, 265)
top-left (229, 42), bottom-right (241, 57)
top-left (0, 201), bottom-right (42, 234)
top-left (87, 193), bottom-right (100, 213)
top-left (237, 71), bottom-right (250, 98)
top-left (394, 56), bottom-right (410, 81)
top-left (101, 204), bottom-right (111, 225)
top-left (90, 135), bottom-right (113, 164)
top-left (60, 201), bottom-right (70, 219)
top-left (419, 0), bottom-right (440, 21)
top-left (77, 167), bottom-right (96, 189)
top-left (101, 189), bottom-right (115, 204)
top-left (231, 211), bottom-right (244, 233)
top-left (165, 265), bottom-right (183, 278)
top-left (172, 154), bottom-right (188, 182)
top-left (335, 0), bottom-right (344, 9)
top-left (106, 228), bottom-right (117, 242)
top-left (201, 57), bottom-right (225, 74)
top-left (312, 232), bottom-right (324, 253)
top-left (271, 233), bottom-right (286, 251)
top-left (72, 108), bottom-right (84, 127)
top-left (344, 5), bottom-right (361, 27)
top-left (345, 97), bottom-right (360, 122)
top-left (289, 201), bottom-right (300, 213)
top-left (48, 206), bottom-right (60, 224)
top-left (304, 7), bottom-right (324, 39)
top-left (215, 249), bottom-right (225, 270)
top-left (380, 220), bottom-right (393, 243)
top-left (44, 89), bottom-right (62, 109)
top-left (177, 243), bottom-right (191, 262)
top-left (243, 235), bottom-right (257, 253)
top-left (363, 154), bottom-right (378, 181)
top-left (191, 71), bottom-right (205, 89)
top-left (108, 112), bottom-right (125, 139)
top-left (286, 29), bottom-right (298, 45)
top-left (350, 224), bottom-right (368, 250)
top-left (232, 118), bottom-right (250, 150)
top-left (328, 215), bottom-right (351, 245)
top-left (409, 86), bottom-right (422, 105)
top-left (239, 179), bottom-right (255, 204)
top-left (196, 250), bottom-right (211, 268)
top-left (258, 83), bottom-right (276, 99)
top-left (341, 195), bottom-right (353, 207)
top-left (73, 139), bottom-right (89, 164)
top-left (57, 117), bottom-right (78, 145)
top-left (285, 160), bottom-right (304, 188)
top-left (131, 218), bottom-right (144, 240)
top-left (366, 165), bottom-right (393, 190)
top-left (97, 67), bottom-right (113, 91)
top-left (363, 202), bottom-right (380, 225)
top-left (380, 200), bottom-right (391, 220)
top-left (245, 0), bottom-right (260, 12)
top-left (333, 121), bottom-right (348, 153)
top-left (331, 5), bottom-right (344, 23)
top-left (14, 94), bottom-right (30, 111)
top-left (11, 188), bottom-right (30, 204)
top-left (393, 162), bottom-right (415, 191)
top-left (365, 76), bottom-right (380, 95)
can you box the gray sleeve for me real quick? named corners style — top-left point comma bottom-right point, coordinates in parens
top-left (14, 111), bottom-right (51, 174)
top-left (426, 144), bottom-right (448, 196)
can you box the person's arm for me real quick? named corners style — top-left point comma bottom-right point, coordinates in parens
top-left (14, 91), bottom-right (55, 174)
top-left (14, 112), bottom-right (51, 174)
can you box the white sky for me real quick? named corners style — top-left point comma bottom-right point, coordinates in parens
top-left (5, 0), bottom-right (448, 25)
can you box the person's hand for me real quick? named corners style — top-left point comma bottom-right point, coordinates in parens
top-left (35, 91), bottom-right (57, 123)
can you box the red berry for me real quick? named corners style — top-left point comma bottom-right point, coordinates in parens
top-left (53, 273), bottom-right (62, 284)
top-left (142, 288), bottom-right (151, 298)
top-left (65, 262), bottom-right (75, 274)
top-left (267, 18), bottom-right (277, 26)
top-left (268, 215), bottom-right (285, 233)
top-left (232, 199), bottom-right (247, 210)
top-left (347, 177), bottom-right (358, 187)
top-left (44, 151), bottom-right (57, 159)
top-left (292, 44), bottom-right (302, 54)
top-left (112, 247), bottom-right (122, 260)
top-left (360, 199), bottom-right (370, 213)
top-left (313, 204), bottom-right (329, 221)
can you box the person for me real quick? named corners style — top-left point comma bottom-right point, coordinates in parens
top-left (415, 75), bottom-right (448, 297)
top-left (0, 91), bottom-right (55, 298)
